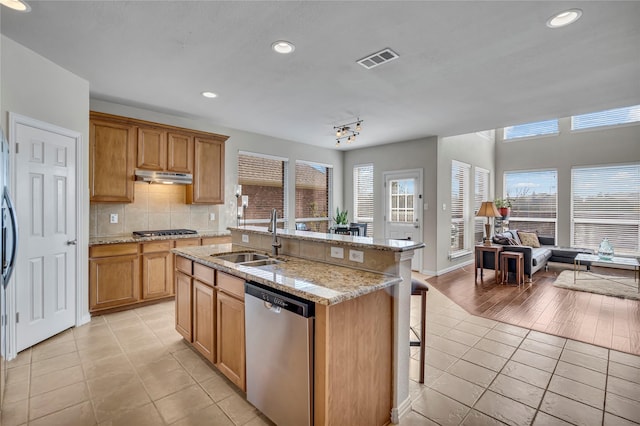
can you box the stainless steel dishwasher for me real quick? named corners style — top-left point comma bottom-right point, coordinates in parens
top-left (245, 282), bottom-right (314, 426)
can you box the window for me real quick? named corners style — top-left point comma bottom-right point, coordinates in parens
top-left (504, 170), bottom-right (557, 238)
top-left (353, 164), bottom-right (374, 237)
top-left (389, 179), bottom-right (415, 223)
top-left (238, 152), bottom-right (288, 226)
top-left (571, 163), bottom-right (640, 256)
top-left (295, 160), bottom-right (333, 233)
top-left (474, 167), bottom-right (490, 243)
top-left (450, 161), bottom-right (470, 256)
top-left (504, 119), bottom-right (559, 140)
top-left (572, 104), bottom-right (640, 130)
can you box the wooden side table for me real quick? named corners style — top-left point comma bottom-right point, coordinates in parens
top-left (475, 245), bottom-right (503, 284)
top-left (501, 251), bottom-right (524, 286)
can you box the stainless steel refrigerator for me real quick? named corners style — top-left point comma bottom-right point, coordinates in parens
top-left (0, 129), bottom-right (18, 408)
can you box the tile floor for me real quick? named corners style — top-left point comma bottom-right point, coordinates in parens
top-left (1, 285), bottom-right (639, 425)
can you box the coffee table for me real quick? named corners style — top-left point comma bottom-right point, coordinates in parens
top-left (574, 253), bottom-right (640, 292)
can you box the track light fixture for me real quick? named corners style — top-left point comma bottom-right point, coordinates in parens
top-left (334, 118), bottom-right (363, 146)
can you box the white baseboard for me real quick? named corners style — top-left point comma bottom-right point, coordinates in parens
top-left (390, 396), bottom-right (413, 424)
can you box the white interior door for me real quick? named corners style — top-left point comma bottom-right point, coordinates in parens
top-left (15, 123), bottom-right (76, 352)
top-left (384, 169), bottom-right (423, 271)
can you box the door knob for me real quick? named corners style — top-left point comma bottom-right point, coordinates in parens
top-left (66, 240), bottom-right (77, 246)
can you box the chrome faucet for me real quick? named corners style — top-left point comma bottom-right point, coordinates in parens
top-left (270, 208), bottom-right (281, 256)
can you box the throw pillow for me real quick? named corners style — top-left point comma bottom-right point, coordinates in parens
top-left (507, 237), bottom-right (519, 246)
top-left (518, 231), bottom-right (541, 248)
top-left (492, 235), bottom-right (510, 245)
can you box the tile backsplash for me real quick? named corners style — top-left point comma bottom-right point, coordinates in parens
top-left (90, 182), bottom-right (221, 237)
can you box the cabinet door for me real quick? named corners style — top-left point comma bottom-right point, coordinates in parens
top-left (89, 254), bottom-right (140, 312)
top-left (216, 291), bottom-right (245, 390)
top-left (141, 250), bottom-right (173, 299)
top-left (137, 127), bottom-right (166, 170)
top-left (89, 119), bottom-right (136, 202)
top-left (167, 132), bottom-right (193, 173)
top-left (187, 137), bottom-right (225, 204)
top-left (175, 271), bottom-right (192, 341)
top-left (193, 281), bottom-right (216, 363)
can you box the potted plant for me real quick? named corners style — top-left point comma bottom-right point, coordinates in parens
top-left (494, 198), bottom-right (512, 218)
top-left (333, 207), bottom-right (349, 227)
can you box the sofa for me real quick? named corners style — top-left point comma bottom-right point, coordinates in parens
top-left (481, 230), bottom-right (594, 282)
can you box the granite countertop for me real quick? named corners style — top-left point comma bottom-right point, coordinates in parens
top-left (228, 226), bottom-right (425, 252)
top-left (172, 244), bottom-right (401, 306)
top-left (89, 230), bottom-right (231, 246)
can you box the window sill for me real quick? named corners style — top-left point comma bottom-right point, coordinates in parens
top-left (449, 249), bottom-right (472, 260)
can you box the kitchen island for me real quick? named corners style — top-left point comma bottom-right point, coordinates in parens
top-left (173, 227), bottom-right (424, 425)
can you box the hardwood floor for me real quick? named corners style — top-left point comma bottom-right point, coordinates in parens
top-left (420, 262), bottom-right (640, 356)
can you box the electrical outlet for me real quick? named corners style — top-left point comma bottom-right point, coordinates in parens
top-left (210, 213), bottom-right (216, 221)
top-left (349, 250), bottom-right (364, 263)
top-left (242, 234), bottom-right (249, 243)
top-left (330, 247), bottom-right (344, 259)
top-left (110, 213), bottom-right (118, 224)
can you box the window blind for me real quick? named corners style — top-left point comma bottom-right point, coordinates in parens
top-left (504, 169), bottom-right (557, 238)
top-left (572, 104), bottom-right (640, 130)
top-left (451, 161), bottom-right (470, 253)
top-left (353, 164), bottom-right (374, 237)
top-left (504, 119), bottom-right (559, 140)
top-left (571, 163), bottom-right (640, 255)
top-left (238, 153), bottom-right (287, 223)
top-left (474, 167), bottom-right (490, 243)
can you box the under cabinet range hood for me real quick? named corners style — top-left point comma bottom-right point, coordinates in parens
top-left (134, 170), bottom-right (193, 185)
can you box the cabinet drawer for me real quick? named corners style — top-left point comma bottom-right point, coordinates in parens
top-left (90, 243), bottom-right (138, 258)
top-left (176, 256), bottom-right (193, 274)
top-left (175, 238), bottom-right (201, 248)
top-left (142, 241), bottom-right (172, 253)
top-left (217, 272), bottom-right (244, 299)
top-left (194, 263), bottom-right (215, 286)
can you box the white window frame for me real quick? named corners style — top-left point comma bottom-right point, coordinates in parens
top-left (353, 163), bottom-right (373, 237)
top-left (503, 119), bottom-right (559, 141)
top-left (237, 150), bottom-right (288, 226)
top-left (474, 167), bottom-right (490, 244)
top-left (450, 160), bottom-right (471, 258)
top-left (295, 159), bottom-right (333, 231)
top-left (571, 163), bottom-right (640, 256)
top-left (503, 169), bottom-right (558, 238)
top-left (571, 104), bottom-right (640, 131)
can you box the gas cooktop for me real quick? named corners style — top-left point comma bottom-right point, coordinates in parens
top-left (132, 229), bottom-right (198, 237)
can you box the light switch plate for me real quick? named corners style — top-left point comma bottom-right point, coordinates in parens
top-left (349, 250), bottom-right (364, 263)
top-left (330, 247), bottom-right (344, 259)
top-left (242, 234), bottom-right (249, 243)
top-left (210, 213), bottom-right (216, 221)
top-left (110, 213), bottom-right (118, 224)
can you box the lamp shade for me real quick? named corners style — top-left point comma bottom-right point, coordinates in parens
top-left (476, 201), bottom-right (501, 218)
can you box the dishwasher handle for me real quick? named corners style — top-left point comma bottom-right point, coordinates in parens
top-left (246, 282), bottom-right (314, 318)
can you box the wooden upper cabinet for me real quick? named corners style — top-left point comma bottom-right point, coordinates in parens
top-left (167, 132), bottom-right (194, 173)
top-left (89, 118), bottom-right (136, 202)
top-left (187, 137), bottom-right (225, 204)
top-left (137, 127), bottom-right (167, 170)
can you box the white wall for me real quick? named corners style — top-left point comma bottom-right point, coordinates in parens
top-left (496, 118), bottom-right (640, 247)
top-left (90, 99), bottom-right (344, 232)
top-left (344, 137), bottom-right (439, 273)
top-left (1, 35), bottom-right (91, 323)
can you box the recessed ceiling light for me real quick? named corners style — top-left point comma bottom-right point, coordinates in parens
top-left (271, 40), bottom-right (295, 54)
top-left (0, 0), bottom-right (31, 12)
top-left (546, 9), bottom-right (582, 28)
top-left (201, 91), bottom-right (218, 98)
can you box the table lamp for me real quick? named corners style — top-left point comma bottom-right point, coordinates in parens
top-left (476, 201), bottom-right (501, 245)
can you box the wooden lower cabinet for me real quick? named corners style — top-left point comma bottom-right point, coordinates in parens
top-left (89, 254), bottom-right (140, 312)
top-left (175, 271), bottom-right (192, 341)
top-left (216, 290), bottom-right (245, 390)
top-left (192, 280), bottom-right (216, 363)
top-left (141, 242), bottom-right (173, 300)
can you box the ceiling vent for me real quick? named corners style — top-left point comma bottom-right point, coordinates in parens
top-left (357, 48), bottom-right (399, 69)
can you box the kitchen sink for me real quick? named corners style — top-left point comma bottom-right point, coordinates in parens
top-left (240, 259), bottom-right (283, 267)
top-left (212, 252), bottom-right (270, 263)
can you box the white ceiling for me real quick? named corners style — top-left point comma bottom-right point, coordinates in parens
top-left (1, 1), bottom-right (639, 150)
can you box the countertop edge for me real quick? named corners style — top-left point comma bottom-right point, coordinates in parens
top-left (89, 231), bottom-right (231, 246)
top-left (172, 247), bottom-right (401, 306)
